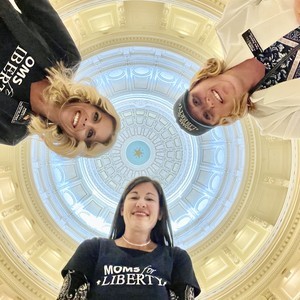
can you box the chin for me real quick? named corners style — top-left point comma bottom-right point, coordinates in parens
top-left (62, 127), bottom-right (74, 139)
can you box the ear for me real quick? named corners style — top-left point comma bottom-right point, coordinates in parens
top-left (120, 206), bottom-right (124, 216)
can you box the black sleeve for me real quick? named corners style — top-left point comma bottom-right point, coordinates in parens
top-left (62, 238), bottom-right (100, 281)
top-left (0, 120), bottom-right (28, 145)
top-left (0, 94), bottom-right (30, 146)
top-left (170, 247), bottom-right (201, 298)
top-left (57, 270), bottom-right (89, 300)
top-left (14, 0), bottom-right (81, 68)
top-left (170, 284), bottom-right (196, 300)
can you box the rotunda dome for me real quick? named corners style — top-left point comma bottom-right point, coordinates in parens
top-left (30, 46), bottom-right (246, 249)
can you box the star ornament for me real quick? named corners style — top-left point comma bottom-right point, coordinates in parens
top-left (134, 148), bottom-right (143, 158)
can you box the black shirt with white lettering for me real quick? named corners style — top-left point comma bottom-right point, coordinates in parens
top-left (0, 0), bottom-right (81, 146)
top-left (0, 19), bottom-right (44, 103)
top-left (60, 238), bottom-right (200, 300)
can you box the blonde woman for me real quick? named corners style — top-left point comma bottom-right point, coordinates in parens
top-left (0, 0), bottom-right (120, 157)
top-left (174, 0), bottom-right (300, 139)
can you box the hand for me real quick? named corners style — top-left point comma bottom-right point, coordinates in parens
top-left (294, 0), bottom-right (300, 23)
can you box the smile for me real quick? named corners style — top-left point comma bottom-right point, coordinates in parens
top-left (73, 112), bottom-right (80, 128)
top-left (212, 90), bottom-right (223, 103)
top-left (133, 211), bottom-right (149, 217)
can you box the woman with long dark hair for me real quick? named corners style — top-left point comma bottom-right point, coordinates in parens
top-left (58, 176), bottom-right (200, 299)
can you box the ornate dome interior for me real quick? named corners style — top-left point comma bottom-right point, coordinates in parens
top-left (1, 1), bottom-right (300, 299)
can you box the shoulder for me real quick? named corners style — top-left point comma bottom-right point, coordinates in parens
top-left (72, 237), bottom-right (113, 261)
top-left (78, 237), bottom-right (109, 251)
top-left (217, 0), bottom-right (263, 29)
top-left (169, 246), bottom-right (192, 263)
top-left (172, 246), bottom-right (188, 256)
top-left (219, 0), bottom-right (293, 25)
top-left (80, 237), bottom-right (101, 245)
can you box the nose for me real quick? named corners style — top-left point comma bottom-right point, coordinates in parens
top-left (82, 118), bottom-right (87, 127)
top-left (136, 199), bottom-right (146, 208)
top-left (206, 97), bottom-right (214, 108)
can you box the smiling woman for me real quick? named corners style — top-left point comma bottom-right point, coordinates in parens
top-left (174, 0), bottom-right (300, 139)
top-left (57, 176), bottom-right (201, 300)
top-left (58, 103), bottom-right (115, 145)
top-left (0, 0), bottom-right (120, 157)
top-left (28, 65), bottom-right (120, 157)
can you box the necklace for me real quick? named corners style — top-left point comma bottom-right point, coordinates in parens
top-left (45, 118), bottom-right (55, 128)
top-left (122, 235), bottom-right (151, 247)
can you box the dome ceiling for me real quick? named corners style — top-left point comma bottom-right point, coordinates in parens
top-left (0, 1), bottom-right (300, 300)
top-left (30, 46), bottom-right (246, 249)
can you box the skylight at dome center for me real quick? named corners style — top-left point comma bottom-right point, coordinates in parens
top-left (30, 46), bottom-right (246, 249)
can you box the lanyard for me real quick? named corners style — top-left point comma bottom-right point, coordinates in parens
top-left (249, 42), bottom-right (300, 95)
top-left (242, 29), bottom-right (300, 95)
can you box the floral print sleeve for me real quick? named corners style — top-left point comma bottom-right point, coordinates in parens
top-left (169, 285), bottom-right (195, 300)
top-left (57, 270), bottom-right (90, 300)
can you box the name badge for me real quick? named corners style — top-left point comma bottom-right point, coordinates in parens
top-left (242, 29), bottom-right (263, 57)
top-left (11, 101), bottom-right (31, 125)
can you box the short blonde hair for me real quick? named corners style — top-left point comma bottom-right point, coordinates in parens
top-left (28, 63), bottom-right (120, 158)
top-left (190, 58), bottom-right (253, 125)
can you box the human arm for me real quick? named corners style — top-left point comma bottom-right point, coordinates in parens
top-left (57, 238), bottom-right (100, 299)
top-left (170, 247), bottom-right (201, 299)
top-left (57, 270), bottom-right (89, 300)
top-left (0, 94), bottom-right (30, 146)
top-left (295, 0), bottom-right (300, 22)
top-left (14, 0), bottom-right (81, 68)
top-left (169, 285), bottom-right (197, 300)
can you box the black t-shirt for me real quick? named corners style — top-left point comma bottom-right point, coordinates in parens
top-left (0, 0), bottom-right (81, 146)
top-left (0, 19), bottom-right (45, 103)
top-left (61, 238), bottom-right (200, 300)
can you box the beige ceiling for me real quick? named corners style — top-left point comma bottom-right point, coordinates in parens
top-left (1, 1), bottom-right (300, 299)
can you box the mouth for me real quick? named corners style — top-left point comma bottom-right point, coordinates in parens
top-left (133, 211), bottom-right (149, 217)
top-left (72, 111), bottom-right (80, 128)
top-left (212, 90), bottom-right (223, 103)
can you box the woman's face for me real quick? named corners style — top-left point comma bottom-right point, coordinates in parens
top-left (58, 102), bottom-right (114, 145)
top-left (121, 182), bottom-right (162, 233)
top-left (187, 74), bottom-right (242, 125)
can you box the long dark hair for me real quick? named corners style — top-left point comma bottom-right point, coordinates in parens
top-left (109, 176), bottom-right (174, 247)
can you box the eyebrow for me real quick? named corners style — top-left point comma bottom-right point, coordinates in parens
top-left (93, 105), bottom-right (104, 113)
top-left (93, 107), bottom-right (103, 123)
top-left (146, 192), bottom-right (156, 196)
top-left (129, 191), bottom-right (138, 195)
top-left (85, 108), bottom-right (111, 146)
top-left (192, 94), bottom-right (203, 105)
top-left (84, 107), bottom-right (102, 139)
top-left (129, 191), bottom-right (157, 197)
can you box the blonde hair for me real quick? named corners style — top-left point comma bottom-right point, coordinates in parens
top-left (190, 58), bottom-right (254, 125)
top-left (28, 63), bottom-right (120, 158)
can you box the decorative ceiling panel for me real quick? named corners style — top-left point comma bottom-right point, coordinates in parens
top-left (1, 1), bottom-right (300, 299)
